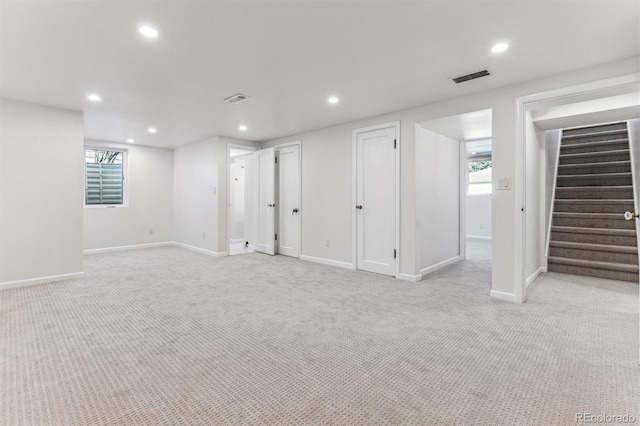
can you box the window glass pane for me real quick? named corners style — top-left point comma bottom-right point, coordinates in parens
top-left (468, 160), bottom-right (492, 194)
top-left (85, 150), bottom-right (124, 205)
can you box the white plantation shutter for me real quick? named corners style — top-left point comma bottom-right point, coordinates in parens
top-left (85, 150), bottom-right (125, 205)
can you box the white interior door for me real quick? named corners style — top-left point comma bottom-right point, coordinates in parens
top-left (356, 126), bottom-right (397, 276)
top-left (277, 145), bottom-right (300, 257)
top-left (255, 147), bottom-right (276, 255)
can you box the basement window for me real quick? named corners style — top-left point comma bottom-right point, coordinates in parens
top-left (467, 139), bottom-right (492, 195)
top-left (85, 148), bottom-right (128, 207)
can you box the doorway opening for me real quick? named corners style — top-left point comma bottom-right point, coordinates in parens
top-left (417, 109), bottom-right (493, 290)
top-left (228, 146), bottom-right (257, 256)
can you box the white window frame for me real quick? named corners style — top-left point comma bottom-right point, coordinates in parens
top-left (466, 159), bottom-right (493, 196)
top-left (84, 146), bottom-right (129, 208)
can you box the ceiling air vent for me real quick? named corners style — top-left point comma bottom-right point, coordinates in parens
top-left (451, 69), bottom-right (490, 84)
top-left (224, 93), bottom-right (250, 104)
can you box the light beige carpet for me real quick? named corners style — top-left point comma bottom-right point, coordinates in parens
top-left (1, 240), bottom-right (638, 425)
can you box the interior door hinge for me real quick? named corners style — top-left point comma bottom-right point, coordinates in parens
top-left (275, 157), bottom-right (278, 164)
top-left (275, 233), bottom-right (277, 241)
top-left (394, 139), bottom-right (397, 149)
top-left (393, 249), bottom-right (397, 259)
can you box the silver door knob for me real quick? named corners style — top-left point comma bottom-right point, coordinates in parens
top-left (624, 211), bottom-right (639, 220)
top-left (355, 205), bottom-right (363, 210)
top-left (292, 208), bottom-right (299, 214)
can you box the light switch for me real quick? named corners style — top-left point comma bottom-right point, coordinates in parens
top-left (496, 178), bottom-right (511, 190)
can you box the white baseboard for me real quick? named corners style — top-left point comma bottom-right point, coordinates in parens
top-left (0, 272), bottom-right (84, 291)
top-left (466, 235), bottom-right (492, 241)
top-left (526, 266), bottom-right (547, 288)
top-left (420, 255), bottom-right (462, 276)
top-left (84, 241), bottom-right (174, 255)
top-left (490, 289), bottom-right (517, 302)
top-left (397, 273), bottom-right (423, 282)
top-left (230, 238), bottom-right (245, 244)
top-left (173, 242), bottom-right (228, 257)
top-left (299, 255), bottom-right (355, 270)
top-left (248, 244), bottom-right (256, 250)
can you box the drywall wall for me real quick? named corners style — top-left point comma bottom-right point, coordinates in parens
top-left (0, 98), bottom-right (84, 285)
top-left (416, 128), bottom-right (460, 272)
top-left (173, 136), bottom-right (221, 253)
top-left (628, 118), bottom-right (640, 275)
top-left (525, 113), bottom-right (545, 283)
top-left (83, 140), bottom-right (174, 250)
top-left (263, 57), bottom-right (639, 296)
top-left (466, 195), bottom-right (492, 239)
top-left (544, 129), bottom-right (562, 251)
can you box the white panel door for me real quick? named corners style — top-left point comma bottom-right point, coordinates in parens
top-left (255, 147), bottom-right (276, 255)
top-left (356, 127), bottom-right (396, 276)
top-left (277, 145), bottom-right (300, 257)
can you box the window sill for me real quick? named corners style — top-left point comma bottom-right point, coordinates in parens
top-left (84, 204), bottom-right (129, 209)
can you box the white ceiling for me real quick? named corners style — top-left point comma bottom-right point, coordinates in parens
top-left (0, 1), bottom-right (638, 148)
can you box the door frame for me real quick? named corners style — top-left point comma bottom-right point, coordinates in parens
top-left (514, 72), bottom-right (640, 303)
top-left (274, 140), bottom-right (302, 258)
top-left (352, 121), bottom-right (401, 278)
top-left (226, 143), bottom-right (258, 255)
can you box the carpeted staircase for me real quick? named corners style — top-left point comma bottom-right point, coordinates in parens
top-left (548, 122), bottom-right (639, 283)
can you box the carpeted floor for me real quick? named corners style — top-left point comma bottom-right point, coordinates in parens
top-left (1, 240), bottom-right (638, 425)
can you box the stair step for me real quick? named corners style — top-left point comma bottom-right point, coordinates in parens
top-left (552, 212), bottom-right (636, 230)
top-left (553, 199), bottom-right (636, 213)
top-left (556, 172), bottom-right (632, 187)
top-left (549, 240), bottom-right (639, 265)
top-left (562, 123), bottom-right (627, 137)
top-left (547, 260), bottom-right (639, 283)
top-left (561, 128), bottom-right (628, 145)
top-left (550, 240), bottom-right (638, 254)
top-left (554, 186), bottom-right (634, 199)
top-left (558, 149), bottom-right (630, 164)
top-left (548, 256), bottom-right (638, 272)
top-left (560, 138), bottom-right (629, 154)
top-left (551, 226), bottom-right (637, 247)
top-left (557, 160), bottom-right (631, 175)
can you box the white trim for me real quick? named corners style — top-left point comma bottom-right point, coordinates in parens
top-left (352, 121), bottom-right (401, 278)
top-left (83, 241), bottom-right (174, 255)
top-left (173, 242), bottom-right (228, 257)
top-left (526, 266), bottom-right (546, 288)
top-left (420, 255), bottom-right (462, 276)
top-left (0, 272), bottom-right (84, 291)
top-left (274, 140), bottom-right (302, 259)
top-left (299, 255), bottom-right (355, 270)
top-left (230, 238), bottom-right (244, 244)
top-left (459, 140), bottom-right (466, 260)
top-left (490, 289), bottom-right (517, 302)
top-left (397, 273), bottom-right (423, 282)
top-left (514, 72), bottom-right (640, 304)
top-left (545, 130), bottom-right (562, 259)
top-left (466, 235), bottom-right (492, 241)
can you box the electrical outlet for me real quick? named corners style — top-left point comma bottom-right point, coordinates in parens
top-left (213, 187), bottom-right (217, 195)
top-left (325, 239), bottom-right (331, 247)
top-left (149, 228), bottom-right (154, 235)
top-left (202, 232), bottom-right (206, 239)
top-left (479, 224), bottom-right (484, 229)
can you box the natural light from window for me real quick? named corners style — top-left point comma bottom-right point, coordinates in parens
top-left (466, 139), bottom-right (492, 195)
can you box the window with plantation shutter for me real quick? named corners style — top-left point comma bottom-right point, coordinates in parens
top-left (85, 149), bottom-right (127, 206)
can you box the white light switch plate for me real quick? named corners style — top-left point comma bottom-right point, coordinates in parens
top-left (496, 178), bottom-right (511, 190)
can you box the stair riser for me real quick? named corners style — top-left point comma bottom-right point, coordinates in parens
top-left (547, 262), bottom-right (639, 283)
top-left (561, 133), bottom-right (629, 145)
top-left (556, 176), bottom-right (632, 187)
top-left (557, 164), bottom-right (631, 175)
top-left (551, 231), bottom-right (637, 247)
top-left (549, 247), bottom-right (639, 265)
top-left (560, 141), bottom-right (629, 154)
top-left (562, 123), bottom-right (627, 136)
top-left (555, 188), bottom-right (633, 199)
top-left (553, 203), bottom-right (636, 214)
top-left (552, 217), bottom-right (636, 229)
top-left (559, 152), bottom-right (630, 165)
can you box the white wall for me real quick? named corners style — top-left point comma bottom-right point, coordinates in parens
top-left (416, 128), bottom-right (460, 272)
top-left (0, 99), bottom-right (84, 285)
top-left (525, 113), bottom-right (546, 282)
top-left (83, 140), bottom-right (174, 250)
top-left (263, 57), bottom-right (639, 295)
top-left (173, 137), bottom-right (221, 253)
top-left (466, 195), bottom-right (492, 239)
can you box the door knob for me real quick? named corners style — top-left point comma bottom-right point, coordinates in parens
top-left (268, 203), bottom-right (276, 208)
top-left (355, 205), bottom-right (363, 210)
top-left (292, 208), bottom-right (299, 214)
top-left (624, 211), bottom-right (639, 220)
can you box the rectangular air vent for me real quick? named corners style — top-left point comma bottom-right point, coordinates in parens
top-left (224, 93), bottom-right (250, 104)
top-left (451, 69), bottom-right (490, 84)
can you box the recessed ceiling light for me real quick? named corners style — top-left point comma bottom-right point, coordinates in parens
top-left (239, 125), bottom-right (248, 131)
top-left (491, 43), bottom-right (509, 53)
top-left (87, 94), bottom-right (101, 102)
top-left (139, 26), bottom-right (159, 38)
top-left (148, 127), bottom-right (157, 134)
top-left (327, 96), bottom-right (339, 104)
top-left (127, 138), bottom-right (135, 143)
